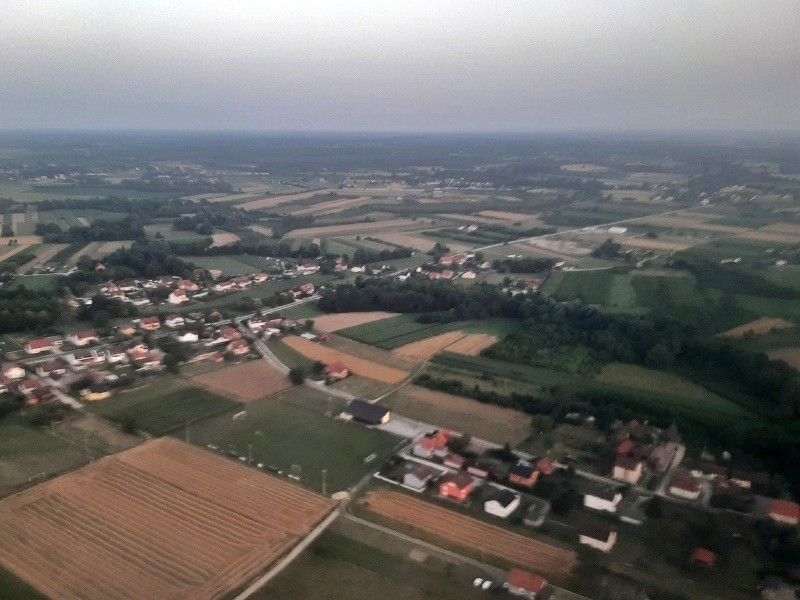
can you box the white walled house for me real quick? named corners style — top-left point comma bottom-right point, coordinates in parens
top-left (668, 475), bottom-right (702, 501)
top-left (583, 488), bottom-right (623, 513)
top-left (612, 455), bottom-right (643, 484)
top-left (579, 526), bottom-right (617, 553)
top-left (484, 489), bottom-right (521, 519)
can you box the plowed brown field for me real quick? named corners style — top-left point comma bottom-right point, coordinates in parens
top-left (393, 332), bottom-right (499, 360)
top-left (360, 490), bottom-right (576, 578)
top-left (718, 317), bottom-right (795, 338)
top-left (444, 333), bottom-right (499, 356)
top-left (282, 336), bottom-right (409, 384)
top-left (191, 360), bottom-right (291, 401)
top-left (0, 438), bottom-right (334, 600)
top-left (313, 311), bottom-right (400, 332)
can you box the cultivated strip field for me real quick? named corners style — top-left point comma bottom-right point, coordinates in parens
top-left (282, 336), bottom-right (409, 384)
top-left (0, 438), bottom-right (335, 600)
top-left (288, 195), bottom-right (372, 216)
top-left (393, 331), bottom-right (466, 360)
top-left (0, 235), bottom-right (43, 245)
top-left (313, 311), bottom-right (400, 333)
top-left (718, 317), bottom-right (795, 338)
top-left (736, 230), bottom-right (800, 244)
top-left (0, 245), bottom-right (32, 262)
top-left (359, 490), bottom-right (577, 578)
top-left (477, 209), bottom-right (539, 222)
top-left (236, 189), bottom-right (330, 211)
top-left (637, 215), bottom-right (749, 233)
top-left (190, 360), bottom-right (291, 401)
top-left (619, 237), bottom-right (694, 251)
top-left (761, 223), bottom-right (800, 235)
top-left (15, 243), bottom-right (70, 271)
top-left (69, 240), bottom-right (134, 264)
top-left (247, 224), bottom-right (273, 236)
top-left (287, 219), bottom-right (418, 238)
top-left (209, 232), bottom-right (241, 247)
top-left (444, 333), bottom-right (499, 356)
top-left (370, 232), bottom-right (436, 251)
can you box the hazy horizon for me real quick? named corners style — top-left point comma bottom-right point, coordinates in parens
top-left (2, 1), bottom-right (798, 133)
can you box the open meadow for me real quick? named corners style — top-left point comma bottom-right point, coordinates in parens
top-left (0, 438), bottom-right (335, 600)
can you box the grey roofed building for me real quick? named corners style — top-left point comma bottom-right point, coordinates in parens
top-left (347, 399), bottom-right (391, 425)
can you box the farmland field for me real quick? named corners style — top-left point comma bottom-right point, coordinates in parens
top-left (313, 311), bottom-right (400, 333)
top-left (282, 336), bottom-right (409, 384)
top-left (87, 379), bottom-right (239, 436)
top-left (143, 222), bottom-right (209, 242)
top-left (182, 254), bottom-right (272, 275)
top-left (209, 232), bottom-right (240, 247)
top-left (185, 389), bottom-right (399, 494)
top-left (718, 317), bottom-right (795, 338)
top-left (338, 315), bottom-right (465, 349)
top-left (0, 438), bottom-right (335, 600)
top-left (386, 385), bottom-right (530, 444)
top-left (358, 490), bottom-right (577, 579)
top-left (288, 195), bottom-right (372, 216)
top-left (287, 219), bottom-right (418, 238)
top-left (236, 189), bottom-right (331, 211)
top-left (543, 269), bottom-right (615, 304)
top-left (595, 363), bottom-right (731, 404)
top-left (767, 348), bottom-right (800, 371)
top-left (68, 240), bottom-right (134, 264)
top-left (619, 237), bottom-right (694, 251)
top-left (393, 331), bottom-right (466, 360)
top-left (190, 360), bottom-right (292, 402)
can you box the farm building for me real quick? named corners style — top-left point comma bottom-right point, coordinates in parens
top-left (403, 465), bottom-right (435, 491)
top-left (66, 350), bottom-right (104, 369)
top-left (484, 489), bottom-right (520, 518)
top-left (140, 316), bottom-right (161, 331)
top-left (668, 475), bottom-right (702, 501)
top-left (118, 323), bottom-right (137, 336)
top-left (690, 548), bottom-right (716, 568)
top-left (504, 569), bottom-right (548, 599)
top-left (584, 488), bottom-right (623, 513)
top-left (1, 363), bottom-right (26, 380)
top-left (67, 330), bottom-right (99, 346)
top-left (346, 400), bottom-right (391, 425)
top-left (439, 472), bottom-right (474, 502)
top-left (178, 279), bottom-right (199, 291)
top-left (769, 500), bottom-right (800, 526)
top-left (220, 326), bottom-right (242, 341)
top-left (612, 455), bottom-right (643, 484)
top-left (508, 462), bottom-right (539, 488)
top-left (323, 361), bottom-right (350, 381)
top-left (413, 430), bottom-right (452, 459)
top-left (578, 525), bottom-right (617, 553)
top-left (26, 338), bottom-right (54, 354)
top-left (523, 498), bottom-right (551, 528)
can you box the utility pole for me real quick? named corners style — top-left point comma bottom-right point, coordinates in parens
top-left (321, 469), bottom-right (327, 496)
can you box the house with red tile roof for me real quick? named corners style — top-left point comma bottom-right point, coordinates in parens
top-left (67, 330), bottom-right (99, 346)
top-left (612, 455), bottom-right (643, 484)
top-left (439, 471), bottom-right (474, 502)
top-left (668, 475), bottom-right (702, 501)
top-left (140, 316), bottom-right (161, 331)
top-left (26, 338), bottom-right (55, 354)
top-left (769, 499), bottom-right (800, 526)
top-left (323, 361), bottom-right (350, 381)
top-left (504, 569), bottom-right (548, 599)
top-left (413, 430), bottom-right (452, 459)
top-left (690, 548), bottom-right (716, 568)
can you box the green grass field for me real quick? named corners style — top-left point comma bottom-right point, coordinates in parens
top-left (143, 222), bottom-right (210, 243)
top-left (181, 388), bottom-right (400, 494)
top-left (5, 274), bottom-right (64, 292)
top-left (87, 379), bottom-right (239, 436)
top-left (0, 565), bottom-right (47, 600)
top-left (544, 269), bottom-right (615, 304)
top-left (183, 254), bottom-right (273, 275)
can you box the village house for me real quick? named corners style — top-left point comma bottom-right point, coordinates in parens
top-left (117, 323), bottom-right (137, 336)
top-left (297, 264), bottom-right (320, 275)
top-left (219, 326), bottom-right (241, 342)
top-left (439, 253), bottom-right (469, 267)
top-left (769, 499), bottom-right (800, 526)
top-left (439, 471), bottom-right (474, 502)
top-left (67, 330), bottom-right (99, 346)
top-left (177, 331), bottom-right (199, 343)
top-left (690, 548), bottom-right (716, 568)
top-left (536, 458), bottom-right (555, 476)
top-left (2, 363), bottom-right (26, 380)
top-left (35, 361), bottom-right (67, 379)
top-left (129, 350), bottom-right (162, 370)
top-left (484, 489), bottom-right (521, 518)
top-left (231, 276), bottom-right (251, 289)
top-left (467, 460), bottom-right (494, 479)
top-left (578, 525), bottom-right (617, 553)
top-left (118, 279), bottom-right (138, 292)
top-left (253, 272), bottom-right (269, 283)
top-left (26, 338), bottom-right (55, 354)
top-left (523, 499), bottom-right (551, 528)
top-left (168, 289), bottom-right (190, 304)
top-left (139, 316), bottom-right (161, 331)
top-left (444, 453), bottom-right (467, 470)
top-left (18, 378), bottom-right (45, 396)
top-left (403, 465), bottom-right (435, 491)
top-left (213, 280), bottom-right (237, 292)
top-left (613, 455), bottom-right (643, 484)
top-left (66, 349), bottom-right (104, 369)
top-left (508, 462), bottom-right (539, 488)
top-left (178, 279), bottom-right (199, 291)
top-left (165, 314), bottom-right (185, 328)
top-left (157, 275), bottom-right (178, 287)
top-left (504, 569), bottom-right (548, 599)
top-left (227, 339), bottom-right (250, 356)
top-left (345, 400), bottom-right (391, 425)
top-left (81, 384), bottom-right (112, 402)
top-left (247, 316), bottom-right (268, 333)
top-left (412, 430), bottom-right (451, 459)
top-left (584, 488), bottom-right (623, 513)
top-left (323, 361), bottom-right (350, 381)
top-left (668, 475), bottom-right (703, 501)
top-left (104, 346), bottom-right (128, 364)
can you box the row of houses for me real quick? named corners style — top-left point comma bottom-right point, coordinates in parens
top-left (26, 330), bottom-right (99, 354)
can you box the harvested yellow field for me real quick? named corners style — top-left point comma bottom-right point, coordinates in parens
top-left (313, 311), bottom-right (400, 333)
top-left (561, 163), bottom-right (608, 173)
top-left (477, 209), bottom-right (540, 222)
top-left (768, 348), bottom-right (800, 371)
top-left (68, 241), bottom-right (134, 264)
top-left (247, 225), bottom-right (273, 236)
top-left (282, 336), bottom-right (409, 384)
top-left (393, 331), bottom-right (467, 361)
top-left (603, 190), bottom-right (660, 203)
top-left (370, 232), bottom-right (436, 251)
top-left (0, 235), bottom-right (43, 245)
top-left (287, 219), bottom-right (417, 238)
top-left (445, 333), bottom-right (499, 356)
top-left (0, 245), bottom-right (32, 262)
top-left (620, 238), bottom-right (694, 251)
top-left (736, 231), bottom-right (800, 244)
top-left (236, 189), bottom-right (334, 211)
top-left (209, 232), bottom-right (240, 247)
top-left (638, 216), bottom-right (749, 233)
top-left (16, 243), bottom-right (70, 271)
top-left (288, 196), bottom-right (372, 216)
top-left (718, 317), bottom-right (795, 338)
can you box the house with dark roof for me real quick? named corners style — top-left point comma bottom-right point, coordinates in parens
top-left (612, 455), bottom-right (643, 484)
top-left (668, 475), bottom-right (702, 501)
top-left (584, 487), bottom-right (623, 513)
top-left (504, 569), bottom-right (548, 599)
top-left (508, 462), bottom-right (539, 488)
top-left (484, 489), bottom-right (521, 518)
top-left (578, 525), bottom-right (617, 553)
top-left (439, 471), bottom-right (474, 502)
top-left (403, 465), bottom-right (435, 491)
top-left (346, 399), bottom-right (391, 425)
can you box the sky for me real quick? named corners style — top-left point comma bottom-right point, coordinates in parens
top-left (1, 1), bottom-right (798, 132)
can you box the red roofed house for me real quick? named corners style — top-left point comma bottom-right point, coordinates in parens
top-left (323, 361), bottom-right (350, 381)
top-left (178, 279), bottom-right (199, 291)
top-left (165, 314), bottom-right (185, 328)
top-left (67, 330), bottom-right (99, 346)
top-left (2, 363), bottom-right (26, 380)
top-left (129, 351), bottom-right (162, 370)
top-left (668, 475), bottom-right (702, 501)
top-left (439, 471), bottom-right (474, 502)
top-left (690, 548), bottom-right (716, 568)
top-left (444, 453), bottom-right (466, 470)
top-left (168, 289), bottom-right (189, 304)
top-left (537, 458), bottom-right (555, 476)
top-left (140, 316), bottom-right (161, 331)
top-left (227, 339), bottom-right (250, 356)
top-left (504, 569), bottom-right (548, 599)
top-left (508, 462), bottom-right (539, 488)
top-left (220, 326), bottom-right (241, 341)
top-left (413, 430), bottom-right (452, 459)
top-left (769, 499), bottom-right (800, 526)
top-left (617, 439), bottom-right (635, 455)
top-left (26, 338), bottom-right (54, 355)
top-left (613, 455), bottom-right (643, 484)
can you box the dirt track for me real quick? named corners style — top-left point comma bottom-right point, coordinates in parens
top-left (191, 360), bottom-right (291, 401)
top-left (0, 438), bottom-right (334, 600)
top-left (360, 490), bottom-right (577, 578)
top-left (282, 336), bottom-right (409, 384)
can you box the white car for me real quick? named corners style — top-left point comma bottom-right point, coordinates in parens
top-left (473, 578), bottom-right (484, 588)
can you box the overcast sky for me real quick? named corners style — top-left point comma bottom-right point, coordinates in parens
top-left (1, 1), bottom-right (798, 132)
